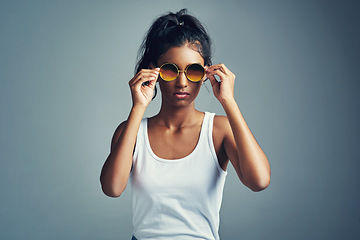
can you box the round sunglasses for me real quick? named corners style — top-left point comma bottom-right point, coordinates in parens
top-left (159, 63), bottom-right (205, 82)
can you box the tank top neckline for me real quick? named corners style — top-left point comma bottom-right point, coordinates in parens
top-left (144, 112), bottom-right (209, 163)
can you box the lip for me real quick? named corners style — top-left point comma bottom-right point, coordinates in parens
top-left (173, 92), bottom-right (190, 99)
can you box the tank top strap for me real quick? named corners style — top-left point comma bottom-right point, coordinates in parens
top-left (204, 112), bottom-right (224, 173)
top-left (133, 118), bottom-right (147, 164)
top-left (206, 112), bottom-right (215, 144)
top-left (194, 112), bottom-right (211, 147)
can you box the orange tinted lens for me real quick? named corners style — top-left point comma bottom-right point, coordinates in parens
top-left (186, 64), bottom-right (205, 82)
top-left (160, 63), bottom-right (178, 81)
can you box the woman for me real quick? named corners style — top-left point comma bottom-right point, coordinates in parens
top-left (100, 9), bottom-right (270, 240)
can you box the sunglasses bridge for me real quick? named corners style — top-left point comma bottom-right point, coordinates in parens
top-left (173, 69), bottom-right (199, 82)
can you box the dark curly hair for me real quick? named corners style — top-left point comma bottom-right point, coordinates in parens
top-left (135, 9), bottom-right (213, 98)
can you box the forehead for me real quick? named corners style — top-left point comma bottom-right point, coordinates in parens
top-left (157, 45), bottom-right (204, 68)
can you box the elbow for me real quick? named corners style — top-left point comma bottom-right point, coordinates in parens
top-left (252, 165), bottom-right (271, 192)
top-left (101, 183), bottom-right (126, 198)
top-left (100, 176), bottom-right (127, 198)
top-left (250, 179), bottom-right (270, 192)
top-left (247, 173), bottom-right (271, 192)
top-left (102, 188), bottom-right (122, 198)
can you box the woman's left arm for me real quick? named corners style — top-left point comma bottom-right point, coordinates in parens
top-left (206, 64), bottom-right (271, 191)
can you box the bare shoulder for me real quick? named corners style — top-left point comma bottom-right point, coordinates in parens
top-left (110, 120), bottom-right (127, 152)
top-left (213, 115), bottom-right (231, 135)
top-left (212, 115), bottom-right (233, 144)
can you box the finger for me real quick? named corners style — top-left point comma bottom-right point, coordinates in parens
top-left (207, 73), bottom-right (220, 88)
top-left (142, 79), bottom-right (157, 89)
top-left (139, 71), bottom-right (160, 88)
top-left (129, 74), bottom-right (154, 87)
top-left (206, 63), bottom-right (230, 75)
top-left (142, 71), bottom-right (159, 87)
top-left (206, 64), bottom-right (224, 72)
top-left (206, 69), bottom-right (227, 82)
top-left (137, 75), bottom-right (158, 87)
top-left (129, 71), bottom-right (159, 86)
top-left (131, 68), bottom-right (159, 78)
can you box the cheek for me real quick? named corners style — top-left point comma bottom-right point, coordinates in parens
top-left (158, 81), bottom-right (174, 93)
top-left (193, 82), bottom-right (203, 92)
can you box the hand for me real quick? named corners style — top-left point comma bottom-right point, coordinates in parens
top-left (128, 68), bottom-right (160, 108)
top-left (205, 63), bottom-right (236, 104)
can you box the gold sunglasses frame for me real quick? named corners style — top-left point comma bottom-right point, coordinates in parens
top-left (159, 63), bottom-right (205, 82)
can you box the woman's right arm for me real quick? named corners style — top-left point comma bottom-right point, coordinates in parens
top-left (100, 68), bottom-right (159, 197)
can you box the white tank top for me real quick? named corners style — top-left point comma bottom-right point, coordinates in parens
top-left (131, 112), bottom-right (227, 239)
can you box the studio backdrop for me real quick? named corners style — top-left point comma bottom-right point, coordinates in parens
top-left (1, 0), bottom-right (359, 239)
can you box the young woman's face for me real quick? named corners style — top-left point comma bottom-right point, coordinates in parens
top-left (156, 45), bottom-right (205, 108)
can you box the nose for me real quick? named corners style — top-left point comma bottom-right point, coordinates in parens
top-left (175, 70), bottom-right (188, 88)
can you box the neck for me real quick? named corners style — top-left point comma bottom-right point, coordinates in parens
top-left (155, 102), bottom-right (201, 129)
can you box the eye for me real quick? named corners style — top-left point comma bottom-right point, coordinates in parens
top-left (159, 63), bottom-right (178, 81)
top-left (186, 63), bottom-right (205, 82)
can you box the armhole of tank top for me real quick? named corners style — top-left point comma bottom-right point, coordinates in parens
top-left (131, 118), bottom-right (145, 174)
top-left (208, 113), bottom-right (228, 174)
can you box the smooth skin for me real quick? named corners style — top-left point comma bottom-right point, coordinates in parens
top-left (100, 43), bottom-right (271, 197)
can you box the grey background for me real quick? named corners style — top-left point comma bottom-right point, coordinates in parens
top-left (1, 0), bottom-right (359, 239)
